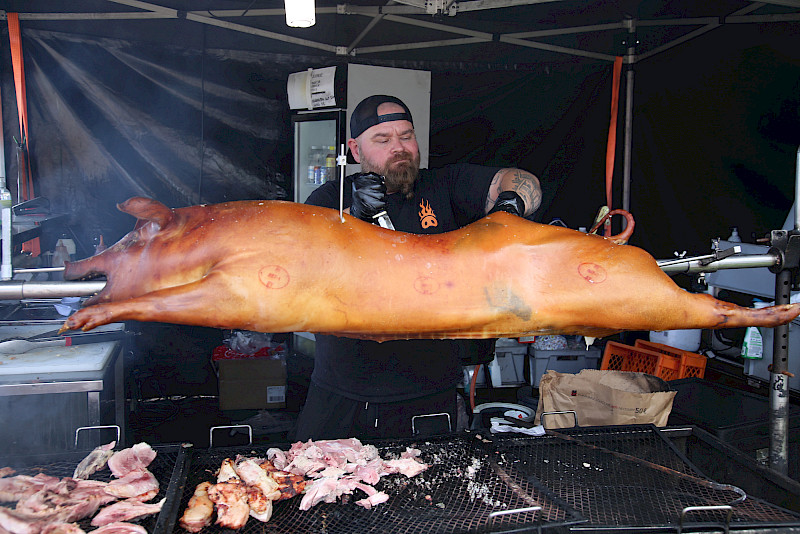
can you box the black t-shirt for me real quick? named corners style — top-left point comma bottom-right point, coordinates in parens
top-left (305, 163), bottom-right (501, 402)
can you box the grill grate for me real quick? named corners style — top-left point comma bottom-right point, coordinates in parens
top-left (491, 425), bottom-right (800, 531)
top-left (177, 434), bottom-right (584, 534)
top-left (0, 443), bottom-right (189, 534)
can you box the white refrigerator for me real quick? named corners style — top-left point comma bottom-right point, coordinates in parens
top-left (292, 109), bottom-right (346, 204)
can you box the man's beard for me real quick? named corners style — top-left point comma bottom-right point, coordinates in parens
top-left (360, 151), bottom-right (420, 199)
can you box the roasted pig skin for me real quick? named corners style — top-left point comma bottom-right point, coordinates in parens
top-left (62, 197), bottom-right (800, 340)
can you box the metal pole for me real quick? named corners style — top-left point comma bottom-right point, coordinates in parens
top-left (770, 268), bottom-right (791, 475)
top-left (771, 145), bottom-right (800, 475)
top-left (622, 19), bottom-right (635, 216)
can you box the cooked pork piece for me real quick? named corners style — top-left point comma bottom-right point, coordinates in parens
top-left (104, 470), bottom-right (158, 500)
top-left (89, 522), bottom-right (148, 534)
top-left (0, 474), bottom-right (61, 503)
top-left (215, 459), bottom-right (238, 484)
top-left (73, 442), bottom-right (116, 480)
top-left (15, 479), bottom-right (115, 524)
top-left (207, 482), bottom-right (249, 530)
top-left (233, 460), bottom-right (280, 501)
top-left (243, 488), bottom-right (272, 523)
top-left (349, 458), bottom-right (386, 485)
top-left (91, 498), bottom-right (164, 527)
top-left (39, 522), bottom-right (85, 534)
top-left (0, 468), bottom-right (16, 478)
top-left (383, 458), bottom-right (428, 477)
top-left (353, 483), bottom-right (390, 509)
top-left (265, 449), bottom-right (287, 470)
top-left (178, 482), bottom-right (214, 533)
top-left (0, 507), bottom-right (41, 534)
top-left (257, 461), bottom-right (305, 501)
top-left (107, 444), bottom-right (156, 479)
top-left (14, 494), bottom-right (107, 524)
top-left (299, 477), bottom-right (341, 511)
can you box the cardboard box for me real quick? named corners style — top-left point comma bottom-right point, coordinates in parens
top-left (214, 346), bottom-right (287, 411)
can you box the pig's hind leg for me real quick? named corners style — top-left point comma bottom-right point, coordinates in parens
top-left (61, 273), bottom-right (241, 332)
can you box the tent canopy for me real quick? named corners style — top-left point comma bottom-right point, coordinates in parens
top-left (6, 1), bottom-right (799, 65)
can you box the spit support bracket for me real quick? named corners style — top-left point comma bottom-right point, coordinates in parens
top-left (767, 228), bottom-right (800, 278)
top-left (698, 244), bottom-right (741, 266)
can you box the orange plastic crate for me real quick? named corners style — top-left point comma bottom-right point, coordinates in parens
top-left (601, 341), bottom-right (682, 381)
top-left (634, 339), bottom-right (707, 379)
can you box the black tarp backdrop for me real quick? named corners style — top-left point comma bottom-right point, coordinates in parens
top-left (0, 19), bottom-right (798, 269)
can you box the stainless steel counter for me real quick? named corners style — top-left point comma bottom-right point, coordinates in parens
top-left (0, 322), bottom-right (127, 448)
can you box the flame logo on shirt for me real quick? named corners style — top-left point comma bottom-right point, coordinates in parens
top-left (419, 200), bottom-right (438, 228)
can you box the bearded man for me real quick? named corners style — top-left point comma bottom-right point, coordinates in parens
top-left (295, 95), bottom-right (542, 441)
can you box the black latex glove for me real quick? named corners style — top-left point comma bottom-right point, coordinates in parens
top-left (350, 172), bottom-right (387, 222)
top-left (488, 191), bottom-right (526, 217)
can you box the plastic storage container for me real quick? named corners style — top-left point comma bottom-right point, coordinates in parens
top-left (648, 328), bottom-right (701, 352)
top-left (530, 347), bottom-right (601, 387)
top-left (600, 341), bottom-right (682, 381)
top-left (491, 338), bottom-right (528, 387)
top-left (634, 339), bottom-right (707, 379)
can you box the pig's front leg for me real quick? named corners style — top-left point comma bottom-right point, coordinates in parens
top-left (61, 273), bottom-right (240, 332)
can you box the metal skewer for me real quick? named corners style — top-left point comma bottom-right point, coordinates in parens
top-left (338, 143), bottom-right (347, 222)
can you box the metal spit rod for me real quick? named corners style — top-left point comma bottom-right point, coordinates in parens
top-left (0, 280), bottom-right (106, 299)
top-left (0, 240), bottom-right (785, 299)
top-left (657, 251), bottom-right (779, 274)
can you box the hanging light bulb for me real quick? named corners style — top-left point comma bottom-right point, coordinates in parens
top-left (285, 0), bottom-right (316, 28)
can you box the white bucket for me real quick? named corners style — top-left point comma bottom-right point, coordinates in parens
top-left (649, 329), bottom-right (702, 352)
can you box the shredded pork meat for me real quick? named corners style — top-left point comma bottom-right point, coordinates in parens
top-left (181, 437), bottom-right (428, 530)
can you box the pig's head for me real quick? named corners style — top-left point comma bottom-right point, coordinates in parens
top-left (64, 197), bottom-right (177, 304)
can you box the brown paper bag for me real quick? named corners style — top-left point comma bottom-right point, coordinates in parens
top-left (534, 369), bottom-right (676, 428)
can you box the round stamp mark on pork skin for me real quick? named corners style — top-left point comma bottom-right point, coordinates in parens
top-left (578, 262), bottom-right (607, 284)
top-left (414, 276), bottom-right (440, 295)
top-left (259, 265), bottom-right (290, 289)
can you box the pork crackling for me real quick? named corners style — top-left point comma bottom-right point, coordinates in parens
top-left (60, 197), bottom-right (800, 339)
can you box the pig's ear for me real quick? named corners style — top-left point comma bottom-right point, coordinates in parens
top-left (117, 197), bottom-right (174, 230)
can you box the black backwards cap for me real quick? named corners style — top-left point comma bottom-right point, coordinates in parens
top-left (350, 95), bottom-right (414, 139)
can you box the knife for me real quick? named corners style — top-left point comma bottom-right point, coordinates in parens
top-left (372, 211), bottom-right (395, 230)
top-left (0, 331), bottom-right (130, 354)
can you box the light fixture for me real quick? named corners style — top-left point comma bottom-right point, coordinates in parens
top-left (285, 0), bottom-right (316, 28)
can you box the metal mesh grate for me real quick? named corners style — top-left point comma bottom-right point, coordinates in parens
top-left (177, 434), bottom-right (584, 534)
top-left (0, 444), bottom-right (188, 534)
top-left (491, 425), bottom-right (800, 531)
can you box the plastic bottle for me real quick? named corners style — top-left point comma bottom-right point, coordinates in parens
top-left (52, 242), bottom-right (70, 268)
top-left (317, 148), bottom-right (328, 184)
top-left (741, 327), bottom-right (763, 359)
top-left (742, 299), bottom-right (768, 359)
top-left (313, 147), bottom-right (325, 185)
top-left (728, 227), bottom-right (742, 242)
top-left (307, 146), bottom-right (319, 184)
top-left (56, 232), bottom-right (76, 259)
top-left (325, 146), bottom-right (336, 183)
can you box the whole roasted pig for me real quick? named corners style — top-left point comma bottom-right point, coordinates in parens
top-left (61, 197), bottom-right (800, 340)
